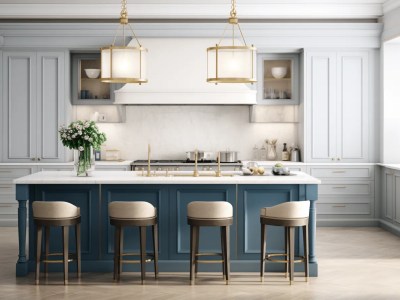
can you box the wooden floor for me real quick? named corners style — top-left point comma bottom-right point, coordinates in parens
top-left (1, 227), bottom-right (400, 299)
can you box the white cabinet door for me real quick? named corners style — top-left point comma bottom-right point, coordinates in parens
top-left (394, 172), bottom-right (400, 225)
top-left (336, 51), bottom-right (369, 163)
top-left (2, 52), bottom-right (37, 162)
top-left (383, 169), bottom-right (394, 221)
top-left (305, 51), bottom-right (337, 162)
top-left (305, 50), bottom-right (371, 163)
top-left (36, 52), bottom-right (65, 162)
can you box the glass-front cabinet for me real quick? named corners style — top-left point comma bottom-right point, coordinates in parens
top-left (257, 53), bottom-right (299, 105)
top-left (71, 53), bottom-right (120, 105)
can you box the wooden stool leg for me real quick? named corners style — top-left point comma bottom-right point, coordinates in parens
top-left (285, 226), bottom-right (289, 278)
top-left (139, 226), bottom-right (146, 284)
top-left (194, 226), bottom-right (200, 278)
top-left (224, 226), bottom-right (230, 284)
top-left (113, 226), bottom-right (119, 280)
top-left (189, 225), bottom-right (196, 285)
top-left (119, 226), bottom-right (124, 278)
top-left (260, 223), bottom-right (266, 281)
top-left (35, 224), bottom-right (43, 285)
top-left (303, 224), bottom-right (309, 281)
top-left (44, 226), bottom-right (50, 279)
top-left (289, 226), bottom-right (295, 285)
top-left (75, 223), bottom-right (81, 278)
top-left (152, 224), bottom-right (159, 279)
top-left (62, 226), bottom-right (69, 285)
top-left (220, 226), bottom-right (226, 278)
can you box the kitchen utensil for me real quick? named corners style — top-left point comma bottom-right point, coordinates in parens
top-left (219, 151), bottom-right (238, 162)
top-left (290, 147), bottom-right (301, 162)
top-left (84, 69), bottom-right (101, 79)
top-left (186, 151), bottom-right (215, 161)
top-left (271, 67), bottom-right (287, 79)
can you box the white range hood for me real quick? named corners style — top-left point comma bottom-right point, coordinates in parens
top-left (114, 38), bottom-right (257, 105)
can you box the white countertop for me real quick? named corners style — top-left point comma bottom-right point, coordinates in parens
top-left (378, 164), bottom-right (400, 171)
top-left (14, 171), bottom-right (321, 185)
top-left (0, 161), bottom-right (132, 166)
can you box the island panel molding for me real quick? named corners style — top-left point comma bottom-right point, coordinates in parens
top-left (14, 172), bottom-right (319, 276)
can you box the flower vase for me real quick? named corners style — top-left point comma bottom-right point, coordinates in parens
top-left (267, 144), bottom-right (277, 161)
top-left (74, 146), bottom-right (95, 176)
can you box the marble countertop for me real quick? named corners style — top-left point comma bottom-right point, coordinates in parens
top-left (378, 164), bottom-right (400, 171)
top-left (14, 171), bottom-right (321, 185)
top-left (0, 161), bottom-right (132, 166)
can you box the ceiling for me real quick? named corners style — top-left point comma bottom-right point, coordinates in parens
top-left (0, 0), bottom-right (397, 21)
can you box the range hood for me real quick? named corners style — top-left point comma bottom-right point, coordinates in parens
top-left (114, 38), bottom-right (257, 105)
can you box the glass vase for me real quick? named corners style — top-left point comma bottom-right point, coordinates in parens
top-left (74, 146), bottom-right (95, 177)
top-left (267, 144), bottom-right (277, 161)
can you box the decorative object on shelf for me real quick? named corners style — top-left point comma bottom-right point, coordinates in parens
top-left (100, 0), bottom-right (147, 84)
top-left (59, 121), bottom-right (107, 176)
top-left (282, 143), bottom-right (290, 161)
top-left (272, 163), bottom-right (291, 175)
top-left (266, 139), bottom-right (278, 160)
top-left (206, 0), bottom-right (256, 84)
top-left (271, 67), bottom-right (287, 79)
top-left (84, 69), bottom-right (101, 79)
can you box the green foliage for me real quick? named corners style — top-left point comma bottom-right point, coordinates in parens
top-left (59, 120), bottom-right (107, 151)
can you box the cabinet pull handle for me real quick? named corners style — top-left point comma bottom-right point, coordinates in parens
top-left (0, 186), bottom-right (11, 189)
top-left (37, 158), bottom-right (41, 161)
top-left (0, 204), bottom-right (12, 208)
top-left (332, 171), bottom-right (345, 173)
top-left (332, 205), bottom-right (346, 208)
top-left (332, 186), bottom-right (347, 189)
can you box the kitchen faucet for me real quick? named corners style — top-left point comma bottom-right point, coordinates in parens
top-left (216, 151), bottom-right (222, 177)
top-left (193, 150), bottom-right (199, 177)
top-left (147, 144), bottom-right (151, 177)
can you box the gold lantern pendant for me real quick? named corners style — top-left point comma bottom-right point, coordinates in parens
top-left (207, 0), bottom-right (256, 84)
top-left (100, 0), bottom-right (147, 84)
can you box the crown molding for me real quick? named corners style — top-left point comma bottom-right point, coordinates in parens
top-left (0, 2), bottom-right (384, 20)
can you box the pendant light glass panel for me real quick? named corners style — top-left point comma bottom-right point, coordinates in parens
top-left (207, 46), bottom-right (256, 83)
top-left (101, 46), bottom-right (147, 83)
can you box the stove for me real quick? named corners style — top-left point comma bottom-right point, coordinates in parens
top-left (131, 160), bottom-right (242, 171)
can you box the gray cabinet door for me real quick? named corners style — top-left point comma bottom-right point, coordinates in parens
top-left (2, 52), bottom-right (37, 162)
top-left (36, 52), bottom-right (65, 162)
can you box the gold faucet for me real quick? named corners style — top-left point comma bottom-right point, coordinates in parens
top-left (147, 144), bottom-right (151, 177)
top-left (193, 150), bottom-right (199, 177)
top-left (216, 151), bottom-right (222, 177)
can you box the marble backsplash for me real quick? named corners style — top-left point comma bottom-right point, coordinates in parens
top-left (94, 105), bottom-right (298, 161)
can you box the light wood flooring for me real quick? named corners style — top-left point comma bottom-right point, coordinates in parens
top-left (1, 227), bottom-right (400, 299)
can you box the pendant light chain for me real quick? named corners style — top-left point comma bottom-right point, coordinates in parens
top-left (230, 0), bottom-right (237, 18)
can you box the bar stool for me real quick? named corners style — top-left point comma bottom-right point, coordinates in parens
top-left (32, 201), bottom-right (81, 285)
top-left (109, 201), bottom-right (158, 284)
top-left (260, 201), bottom-right (310, 284)
top-left (187, 201), bottom-right (233, 285)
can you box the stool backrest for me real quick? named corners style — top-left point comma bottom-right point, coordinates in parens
top-left (261, 201), bottom-right (310, 219)
top-left (187, 201), bottom-right (233, 219)
top-left (32, 201), bottom-right (80, 219)
top-left (109, 201), bottom-right (156, 219)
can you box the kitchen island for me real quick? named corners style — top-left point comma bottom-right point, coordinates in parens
top-left (14, 171), bottom-right (320, 277)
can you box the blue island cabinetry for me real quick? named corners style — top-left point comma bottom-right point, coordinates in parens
top-left (16, 182), bottom-right (318, 276)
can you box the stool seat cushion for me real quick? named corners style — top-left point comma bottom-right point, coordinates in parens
top-left (32, 201), bottom-right (80, 219)
top-left (109, 201), bottom-right (156, 219)
top-left (260, 201), bottom-right (310, 219)
top-left (187, 201), bottom-right (233, 219)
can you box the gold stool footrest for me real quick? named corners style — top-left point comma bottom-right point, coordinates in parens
top-left (42, 252), bottom-right (77, 264)
top-left (195, 252), bottom-right (224, 264)
top-left (120, 252), bottom-right (155, 264)
top-left (265, 253), bottom-right (305, 264)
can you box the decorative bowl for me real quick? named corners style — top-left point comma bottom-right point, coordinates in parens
top-left (84, 69), bottom-right (101, 79)
top-left (272, 166), bottom-right (290, 175)
top-left (271, 67), bottom-right (287, 79)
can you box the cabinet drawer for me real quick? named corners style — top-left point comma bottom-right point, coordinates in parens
top-left (309, 167), bottom-right (373, 179)
top-left (0, 184), bottom-right (15, 195)
top-left (317, 203), bottom-right (370, 215)
top-left (0, 203), bottom-right (18, 214)
top-left (319, 183), bottom-right (372, 196)
top-left (317, 196), bottom-right (372, 204)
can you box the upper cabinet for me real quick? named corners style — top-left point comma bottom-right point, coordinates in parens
top-left (1, 51), bottom-right (66, 163)
top-left (305, 50), bottom-right (370, 163)
top-left (256, 53), bottom-right (299, 105)
top-left (71, 53), bottom-right (121, 105)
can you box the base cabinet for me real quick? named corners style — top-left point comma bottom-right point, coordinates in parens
top-left (382, 168), bottom-right (400, 226)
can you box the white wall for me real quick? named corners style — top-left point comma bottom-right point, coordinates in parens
top-left (95, 106), bottom-right (298, 161)
top-left (382, 41), bottom-right (400, 163)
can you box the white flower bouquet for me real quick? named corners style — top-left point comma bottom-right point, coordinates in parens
top-left (59, 120), bottom-right (106, 176)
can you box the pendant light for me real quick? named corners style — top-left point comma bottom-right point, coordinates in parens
top-left (207, 0), bottom-right (256, 84)
top-left (101, 0), bottom-right (147, 84)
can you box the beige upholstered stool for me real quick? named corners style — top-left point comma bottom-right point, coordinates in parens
top-left (109, 201), bottom-right (158, 284)
top-left (260, 201), bottom-right (310, 284)
top-left (187, 201), bottom-right (233, 285)
top-left (32, 201), bottom-right (81, 285)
